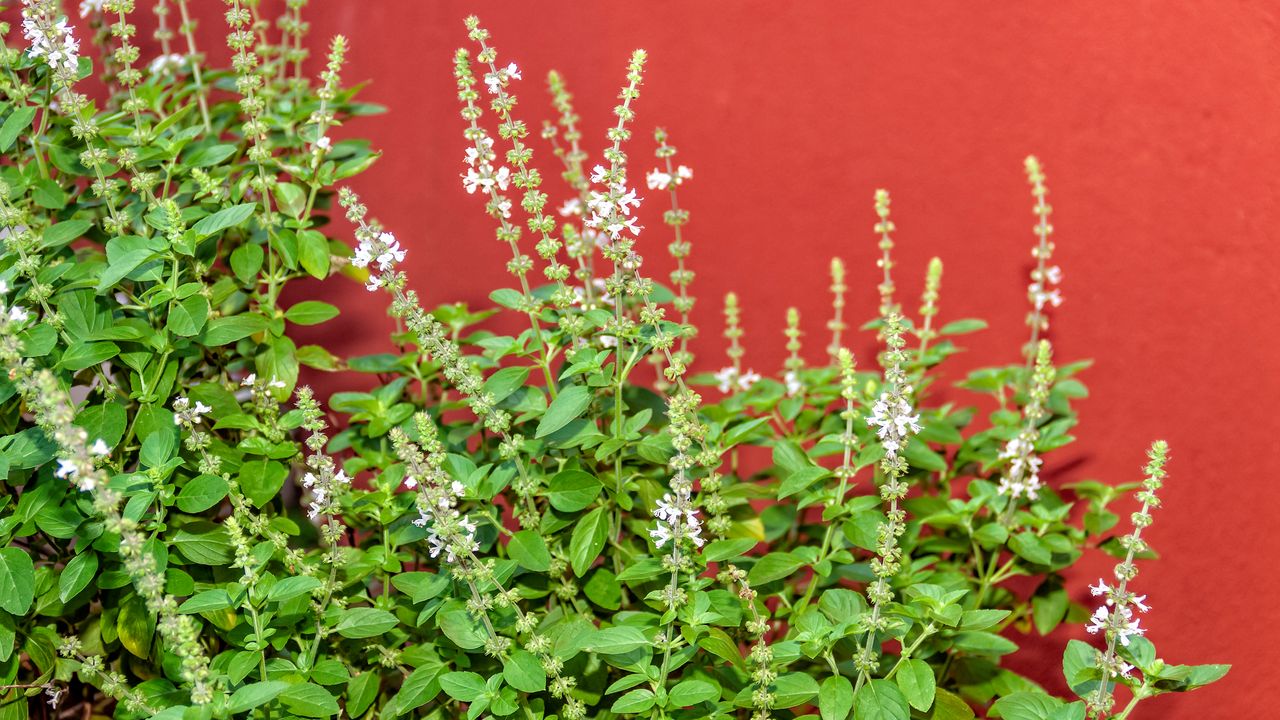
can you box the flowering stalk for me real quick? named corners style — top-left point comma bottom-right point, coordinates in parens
top-left (856, 313), bottom-right (918, 690)
top-left (103, 1), bottom-right (145, 137)
top-left (453, 44), bottom-right (560, 393)
top-left (915, 257), bottom-right (942, 368)
top-left (0, 307), bottom-right (213, 704)
top-left (392, 416), bottom-right (587, 719)
top-left (649, 127), bottom-right (696, 364)
top-left (783, 307), bottom-right (803, 396)
top-left (1086, 442), bottom-right (1168, 718)
top-left (826, 257), bottom-right (847, 361)
top-left (339, 188), bottom-right (543, 529)
top-left (542, 70), bottom-right (598, 305)
top-left (465, 18), bottom-right (576, 315)
top-left (719, 564), bottom-right (776, 720)
top-left (224, 0), bottom-right (283, 308)
top-left (301, 34), bottom-right (346, 219)
top-left (54, 642), bottom-right (155, 715)
top-left (1023, 155), bottom-right (1061, 367)
top-left (874, 189), bottom-right (898, 321)
top-left (174, 0), bottom-right (211, 130)
top-left (714, 291), bottom-right (759, 394)
top-left (997, 340), bottom-right (1055, 521)
top-left (794, 348), bottom-right (859, 615)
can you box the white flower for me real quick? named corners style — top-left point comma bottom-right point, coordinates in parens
top-left (493, 166), bottom-right (511, 191)
top-left (997, 434), bottom-right (1044, 500)
top-left (374, 232), bottom-right (406, 270)
top-left (21, 8), bottom-right (80, 74)
top-left (172, 397), bottom-right (212, 425)
top-left (784, 370), bottom-right (803, 396)
top-left (1086, 605), bottom-right (1145, 647)
top-left (44, 684), bottom-right (63, 709)
top-left (614, 186), bottom-right (641, 216)
top-left (268, 378), bottom-right (286, 389)
top-left (404, 475), bottom-right (418, 489)
top-left (590, 164), bottom-right (609, 184)
top-left (650, 487), bottom-right (703, 550)
top-left (7, 306), bottom-right (29, 323)
top-left (714, 367), bottom-right (760, 394)
top-left (78, 0), bottom-right (103, 17)
top-left (676, 165), bottom-right (693, 180)
top-left (316, 136), bottom-right (332, 151)
top-left (496, 199), bottom-right (512, 219)
top-left (1131, 594), bottom-right (1150, 613)
top-left (365, 275), bottom-right (382, 292)
top-left (89, 439), bottom-right (109, 456)
top-left (604, 217), bottom-right (641, 240)
top-left (559, 198), bottom-right (582, 217)
top-left (483, 62), bottom-right (520, 95)
top-left (241, 373), bottom-right (257, 387)
top-left (866, 391), bottom-right (922, 460)
top-left (55, 458), bottom-right (77, 479)
top-left (147, 53), bottom-right (184, 75)
top-left (461, 167), bottom-right (483, 194)
top-left (646, 170), bottom-right (672, 190)
top-left (1090, 579), bottom-right (1111, 597)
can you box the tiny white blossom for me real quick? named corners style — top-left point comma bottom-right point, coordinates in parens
top-left (316, 136), bottom-right (332, 151)
top-left (784, 370), bottom-right (803, 396)
top-left (866, 391), bottom-right (922, 460)
top-left (21, 8), bottom-right (79, 74)
top-left (268, 378), bottom-right (286, 389)
top-left (78, 0), bottom-right (103, 17)
top-left (241, 373), bottom-right (257, 387)
top-left (147, 53), bottom-right (184, 75)
top-left (89, 439), bottom-right (109, 456)
top-left (55, 458), bottom-right (77, 479)
top-left (559, 198), bottom-right (582, 217)
top-left (646, 170), bottom-right (672, 190)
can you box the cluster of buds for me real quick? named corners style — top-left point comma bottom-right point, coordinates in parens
top-left (783, 307), bottom-right (804, 396)
top-left (1023, 156), bottom-right (1061, 347)
top-left (21, 0), bottom-right (81, 75)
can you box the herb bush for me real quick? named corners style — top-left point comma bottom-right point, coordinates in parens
top-left (0, 4), bottom-right (1228, 720)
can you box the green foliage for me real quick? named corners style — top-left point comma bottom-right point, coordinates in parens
top-left (0, 7), bottom-right (1226, 720)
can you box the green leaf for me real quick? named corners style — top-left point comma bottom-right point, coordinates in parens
top-left (547, 469), bottom-right (602, 512)
top-left (988, 691), bottom-right (1062, 720)
top-left (854, 679), bottom-right (909, 720)
top-left (536, 385), bottom-right (592, 438)
top-left (904, 437), bottom-right (948, 472)
top-left (285, 301), bottom-right (340, 326)
top-left (1010, 532), bottom-right (1052, 566)
top-left (170, 522), bottom-right (232, 565)
top-left (489, 288), bottom-right (524, 310)
top-left (390, 572), bottom-right (450, 603)
top-left (178, 589), bottom-right (233, 613)
top-left (940, 318), bottom-right (988, 335)
top-left (507, 530), bottom-right (551, 572)
top-left (268, 576), bottom-right (322, 604)
top-left (929, 689), bottom-right (976, 719)
top-left (503, 649), bottom-right (546, 693)
top-left (32, 178), bottom-right (67, 209)
top-left (611, 688), bottom-right (656, 714)
top-left (230, 243), bottom-right (264, 284)
top-left (0, 106), bottom-right (37, 151)
top-left (41, 219), bottom-right (93, 250)
top-left (96, 247), bottom-right (156, 291)
top-left (228, 681), bottom-right (290, 713)
top-left (117, 594), bottom-right (154, 658)
top-left (773, 672), bottom-right (820, 709)
top-left (483, 366), bottom-right (531, 404)
top-left (335, 607), bottom-right (398, 638)
top-left (584, 569), bottom-right (622, 610)
top-left (166, 295), bottom-right (211, 337)
top-left (176, 475), bottom-right (230, 513)
top-left (703, 538), bottom-right (756, 562)
top-left (279, 683), bottom-right (340, 718)
top-left (819, 675), bottom-right (853, 720)
top-left (569, 506), bottom-right (609, 576)
top-left (202, 314), bottom-right (268, 346)
top-left (58, 552), bottom-right (98, 603)
top-left (437, 600), bottom-right (485, 649)
top-left (239, 459), bottom-right (288, 508)
top-left (897, 659), bottom-right (936, 712)
top-left (59, 341), bottom-right (119, 372)
top-left (951, 631), bottom-right (1018, 656)
top-left (586, 626), bottom-right (649, 654)
top-left (298, 230), bottom-right (331, 279)
top-left (1032, 584), bottom-right (1069, 635)
top-left (669, 679), bottom-right (718, 707)
top-left (748, 552), bottom-right (804, 585)
top-left (274, 182), bottom-right (307, 219)
top-left (183, 143), bottom-right (237, 167)
top-left (440, 672), bottom-right (486, 702)
top-left (0, 549), bottom-right (35, 614)
top-left (388, 666), bottom-right (435, 716)
top-left (192, 203), bottom-right (257, 238)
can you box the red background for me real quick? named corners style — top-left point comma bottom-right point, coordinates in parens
top-left (65, 0), bottom-right (1280, 716)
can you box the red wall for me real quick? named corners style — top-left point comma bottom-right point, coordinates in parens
top-left (97, 0), bottom-right (1280, 716)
